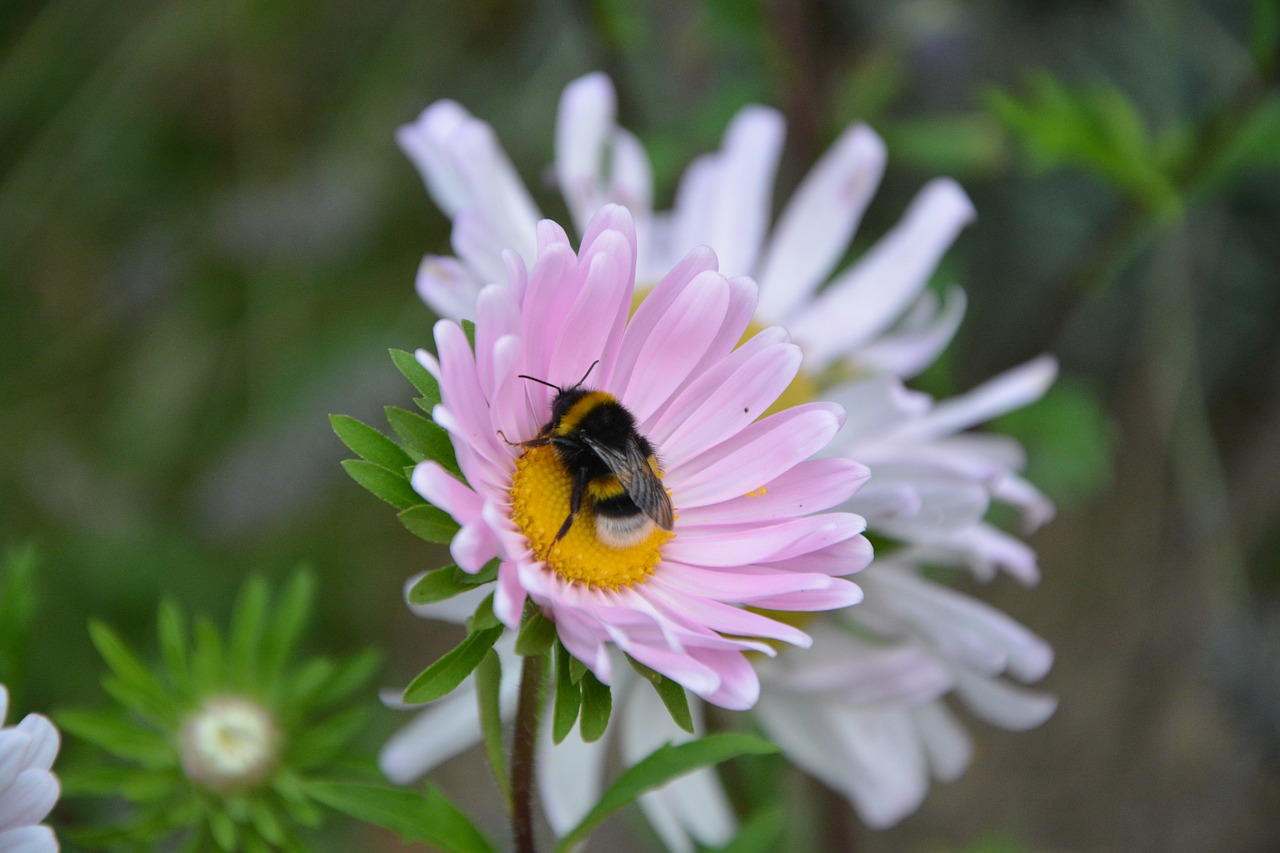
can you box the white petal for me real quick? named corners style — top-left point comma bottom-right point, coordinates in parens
top-left (912, 702), bottom-right (973, 782)
top-left (706, 107), bottom-right (786, 276)
top-left (415, 255), bottom-right (485, 323)
top-left (537, 716), bottom-right (609, 836)
top-left (397, 100), bottom-right (474, 216)
top-left (789, 178), bottom-right (975, 366)
top-left (891, 355), bottom-right (1058, 442)
top-left (621, 686), bottom-right (736, 850)
top-left (953, 669), bottom-right (1058, 731)
top-left (555, 72), bottom-right (617, 232)
top-left (0, 825), bottom-right (59, 853)
top-left (852, 285), bottom-right (967, 379)
top-left (379, 689), bottom-right (483, 783)
top-left (756, 124), bottom-right (887, 321)
top-left (0, 768), bottom-right (58, 831)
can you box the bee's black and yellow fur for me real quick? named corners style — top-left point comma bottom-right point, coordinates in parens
top-left (516, 368), bottom-right (675, 549)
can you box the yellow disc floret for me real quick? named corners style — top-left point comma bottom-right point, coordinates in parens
top-left (510, 445), bottom-right (672, 589)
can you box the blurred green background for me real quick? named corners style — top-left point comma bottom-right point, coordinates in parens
top-left (3, 0), bottom-right (1279, 850)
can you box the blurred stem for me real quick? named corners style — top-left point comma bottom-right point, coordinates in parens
top-left (1144, 225), bottom-right (1248, 622)
top-left (511, 652), bottom-right (545, 853)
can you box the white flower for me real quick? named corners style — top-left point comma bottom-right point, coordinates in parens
top-left (0, 684), bottom-right (60, 853)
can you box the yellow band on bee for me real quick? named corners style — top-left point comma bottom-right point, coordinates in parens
top-left (587, 475), bottom-right (626, 500)
top-left (554, 391), bottom-right (618, 435)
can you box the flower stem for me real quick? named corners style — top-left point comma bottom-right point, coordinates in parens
top-left (511, 652), bottom-right (545, 853)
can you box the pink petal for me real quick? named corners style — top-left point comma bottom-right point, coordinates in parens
top-left (665, 513), bottom-right (863, 568)
top-left (668, 403), bottom-right (844, 507)
top-left (678, 458), bottom-right (869, 526)
top-left (411, 462), bottom-right (481, 521)
top-left (548, 228), bottom-right (635, 389)
top-left (619, 271), bottom-right (729, 422)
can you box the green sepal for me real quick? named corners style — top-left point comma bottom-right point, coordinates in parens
top-left (402, 625), bottom-right (504, 705)
top-left (578, 669), bottom-right (612, 743)
top-left (341, 459), bottom-right (421, 510)
top-left (553, 734), bottom-right (781, 852)
top-left (627, 657), bottom-right (694, 734)
top-left (329, 414), bottom-right (414, 471)
top-left (397, 504), bottom-right (461, 544)
top-left (514, 607), bottom-right (556, 657)
top-left (461, 319), bottom-right (477, 350)
top-left (551, 641), bottom-right (581, 745)
top-left (385, 406), bottom-right (462, 478)
top-left (390, 348), bottom-right (442, 410)
top-left (228, 575), bottom-right (268, 690)
top-left (474, 650), bottom-right (510, 805)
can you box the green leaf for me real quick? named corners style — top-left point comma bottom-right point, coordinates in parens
top-left (385, 406), bottom-right (462, 477)
top-left (474, 650), bottom-right (510, 805)
top-left (554, 734), bottom-right (780, 851)
top-left (307, 647), bottom-right (381, 710)
top-left (87, 621), bottom-right (175, 725)
top-left (305, 781), bottom-right (495, 853)
top-left (468, 592), bottom-right (501, 632)
top-left (514, 607), bottom-right (556, 657)
top-left (0, 542), bottom-right (37, 690)
top-left (228, 575), bottom-right (269, 689)
top-left (627, 657), bottom-right (693, 734)
top-left (262, 570), bottom-right (315, 685)
top-left (578, 669), bottom-right (612, 743)
top-left (713, 806), bottom-right (786, 853)
top-left (569, 654), bottom-right (588, 684)
top-left (55, 709), bottom-right (173, 766)
top-left (190, 616), bottom-right (224, 696)
top-left (156, 600), bottom-right (190, 697)
top-left (397, 504), bottom-right (460, 544)
top-left (461, 319), bottom-right (477, 350)
top-left (402, 625), bottom-right (504, 704)
top-left (407, 566), bottom-right (492, 605)
top-left (552, 641), bottom-right (581, 744)
top-left (291, 707), bottom-right (370, 767)
top-left (390, 348), bottom-right (442, 410)
top-left (341, 459), bottom-right (422, 510)
top-left (329, 414), bottom-right (414, 470)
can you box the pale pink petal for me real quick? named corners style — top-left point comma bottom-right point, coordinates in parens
top-left (668, 404), bottom-right (845, 507)
top-left (618, 271), bottom-right (729, 422)
top-left (446, 118), bottom-right (540, 261)
top-left (756, 124), bottom-right (887, 321)
top-left (549, 230), bottom-right (638, 391)
top-left (451, 210), bottom-right (514, 288)
top-left (608, 128), bottom-right (654, 217)
top-left (657, 336), bottom-right (803, 463)
top-left (677, 458), bottom-right (868, 526)
top-left (689, 648), bottom-right (759, 710)
top-left (410, 462), bottom-right (481, 521)
top-left (664, 513), bottom-right (862, 568)
top-left (759, 535), bottom-right (873, 577)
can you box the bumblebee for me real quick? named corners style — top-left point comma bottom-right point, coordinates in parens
top-left (515, 365), bottom-right (674, 549)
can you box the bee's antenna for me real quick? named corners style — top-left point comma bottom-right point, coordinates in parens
top-left (573, 360), bottom-right (601, 388)
top-left (516, 374), bottom-right (563, 393)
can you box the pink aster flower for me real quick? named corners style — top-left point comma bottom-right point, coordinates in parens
top-left (411, 203), bottom-right (869, 710)
top-left (392, 72), bottom-right (1056, 837)
top-left (0, 684), bottom-right (60, 853)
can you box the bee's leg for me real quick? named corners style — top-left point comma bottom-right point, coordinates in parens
top-left (554, 467), bottom-right (588, 543)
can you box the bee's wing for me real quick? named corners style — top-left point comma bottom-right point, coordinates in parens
top-left (580, 434), bottom-right (675, 531)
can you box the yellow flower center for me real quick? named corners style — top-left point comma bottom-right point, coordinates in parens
top-left (510, 445), bottom-right (672, 590)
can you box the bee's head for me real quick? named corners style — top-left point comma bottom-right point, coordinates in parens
top-left (518, 360), bottom-right (602, 424)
